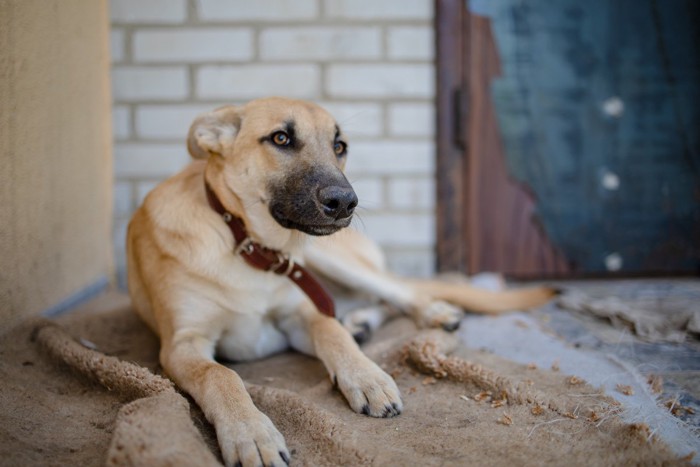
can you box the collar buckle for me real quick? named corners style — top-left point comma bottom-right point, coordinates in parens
top-left (271, 252), bottom-right (295, 276)
top-left (234, 237), bottom-right (254, 256)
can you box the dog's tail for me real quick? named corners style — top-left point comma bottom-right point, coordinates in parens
top-left (403, 278), bottom-right (558, 315)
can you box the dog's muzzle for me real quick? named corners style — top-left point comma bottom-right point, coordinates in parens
top-left (268, 168), bottom-right (358, 236)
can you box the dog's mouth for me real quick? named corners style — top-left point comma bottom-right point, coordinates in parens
top-left (270, 207), bottom-right (352, 236)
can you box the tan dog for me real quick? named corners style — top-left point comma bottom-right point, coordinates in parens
top-left (126, 97), bottom-right (554, 467)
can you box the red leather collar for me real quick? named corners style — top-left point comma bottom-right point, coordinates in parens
top-left (204, 182), bottom-right (335, 318)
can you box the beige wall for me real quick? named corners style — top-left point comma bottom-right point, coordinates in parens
top-left (0, 0), bottom-right (113, 333)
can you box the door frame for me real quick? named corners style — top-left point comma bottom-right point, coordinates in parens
top-left (435, 0), bottom-right (470, 273)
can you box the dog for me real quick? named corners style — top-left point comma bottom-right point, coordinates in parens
top-left (126, 97), bottom-right (554, 467)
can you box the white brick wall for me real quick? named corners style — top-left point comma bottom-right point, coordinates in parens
top-left (387, 26), bottom-right (435, 60)
top-left (110, 29), bottom-right (126, 63)
top-left (324, 0), bottom-right (431, 20)
top-left (110, 0), bottom-right (436, 285)
top-left (112, 67), bottom-right (189, 101)
top-left (259, 27), bottom-right (382, 61)
top-left (197, 65), bottom-right (321, 99)
top-left (344, 141), bottom-right (434, 176)
top-left (318, 102), bottom-right (383, 138)
top-left (114, 143), bottom-right (189, 178)
top-left (135, 105), bottom-right (212, 139)
top-left (133, 29), bottom-right (254, 62)
top-left (198, 0), bottom-right (319, 22)
top-left (388, 177), bottom-right (435, 210)
top-left (110, 0), bottom-right (187, 24)
top-left (326, 64), bottom-right (434, 98)
top-left (388, 102), bottom-right (435, 137)
top-left (112, 105), bottom-right (131, 140)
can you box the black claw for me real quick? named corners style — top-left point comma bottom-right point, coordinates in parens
top-left (234, 462), bottom-right (242, 467)
top-left (280, 451), bottom-right (290, 465)
top-left (361, 404), bottom-right (370, 415)
top-left (441, 320), bottom-right (461, 332)
top-left (352, 322), bottom-right (372, 344)
top-left (352, 331), bottom-right (369, 344)
top-left (383, 403), bottom-right (401, 417)
top-left (382, 406), bottom-right (390, 418)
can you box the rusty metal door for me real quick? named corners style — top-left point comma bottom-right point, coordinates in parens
top-left (436, 0), bottom-right (700, 278)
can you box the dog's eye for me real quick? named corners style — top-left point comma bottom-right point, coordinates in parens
top-left (272, 131), bottom-right (291, 147)
top-left (334, 141), bottom-right (346, 156)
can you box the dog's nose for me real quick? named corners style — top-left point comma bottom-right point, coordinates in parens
top-left (318, 185), bottom-right (358, 220)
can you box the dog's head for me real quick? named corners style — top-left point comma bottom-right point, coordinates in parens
top-left (188, 97), bottom-right (357, 237)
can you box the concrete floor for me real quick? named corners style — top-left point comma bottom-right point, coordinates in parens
top-left (537, 279), bottom-right (700, 429)
top-left (452, 278), bottom-right (700, 459)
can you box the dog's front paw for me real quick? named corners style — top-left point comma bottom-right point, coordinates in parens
top-left (415, 300), bottom-right (463, 331)
top-left (334, 360), bottom-right (403, 418)
top-left (217, 411), bottom-right (290, 467)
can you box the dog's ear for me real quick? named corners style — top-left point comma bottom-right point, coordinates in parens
top-left (187, 106), bottom-right (241, 159)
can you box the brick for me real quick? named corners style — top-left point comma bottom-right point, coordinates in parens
top-left (114, 143), bottom-right (190, 178)
top-left (136, 105), bottom-right (213, 139)
top-left (388, 177), bottom-right (435, 210)
top-left (112, 105), bottom-right (131, 140)
top-left (387, 26), bottom-right (434, 60)
top-left (198, 0), bottom-right (319, 21)
top-left (134, 29), bottom-right (253, 63)
top-left (319, 102), bottom-right (383, 137)
top-left (110, 0), bottom-right (187, 24)
top-left (110, 29), bottom-right (125, 63)
top-left (349, 178), bottom-right (384, 211)
top-left (388, 102), bottom-right (435, 137)
top-left (260, 27), bottom-right (380, 61)
top-left (326, 65), bottom-right (434, 99)
top-left (113, 181), bottom-right (134, 217)
top-left (197, 65), bottom-right (320, 100)
top-left (324, 0), bottom-right (431, 20)
top-left (112, 67), bottom-right (189, 102)
top-left (344, 140), bottom-right (434, 176)
top-left (353, 213), bottom-right (435, 247)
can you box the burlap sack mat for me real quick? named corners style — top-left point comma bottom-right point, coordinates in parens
top-left (0, 299), bottom-right (691, 466)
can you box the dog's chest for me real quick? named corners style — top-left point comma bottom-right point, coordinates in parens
top-left (214, 277), bottom-right (303, 360)
top-left (214, 259), bottom-right (298, 311)
top-left (215, 311), bottom-right (291, 361)
top-left (205, 259), bottom-right (305, 360)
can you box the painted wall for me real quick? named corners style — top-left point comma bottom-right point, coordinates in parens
top-left (0, 0), bottom-right (113, 334)
top-left (109, 0), bottom-right (437, 284)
